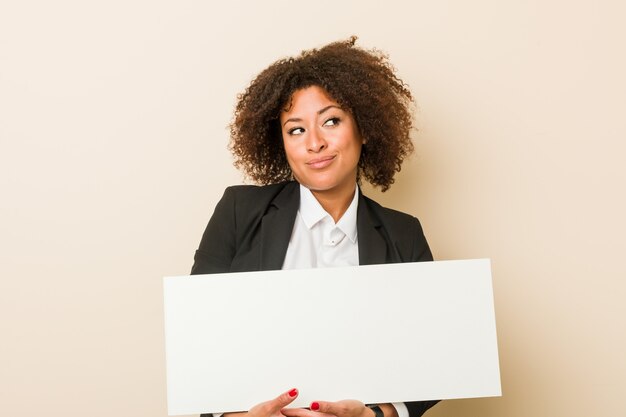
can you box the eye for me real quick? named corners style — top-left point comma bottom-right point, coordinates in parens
top-left (323, 117), bottom-right (340, 127)
top-left (287, 127), bottom-right (305, 135)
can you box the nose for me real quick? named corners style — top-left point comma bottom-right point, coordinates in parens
top-left (307, 127), bottom-right (327, 153)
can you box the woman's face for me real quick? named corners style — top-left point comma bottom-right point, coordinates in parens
top-left (280, 86), bottom-right (363, 197)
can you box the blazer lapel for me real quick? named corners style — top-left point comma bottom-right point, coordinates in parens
top-left (260, 182), bottom-right (300, 270)
top-left (258, 183), bottom-right (392, 269)
top-left (357, 192), bottom-right (389, 265)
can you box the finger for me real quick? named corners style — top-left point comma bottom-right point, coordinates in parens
top-left (311, 401), bottom-right (337, 415)
top-left (310, 401), bottom-right (361, 417)
top-left (281, 408), bottom-right (315, 417)
top-left (282, 408), bottom-right (334, 417)
top-left (267, 388), bottom-right (299, 411)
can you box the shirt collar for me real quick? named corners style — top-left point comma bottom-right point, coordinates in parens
top-left (298, 184), bottom-right (359, 243)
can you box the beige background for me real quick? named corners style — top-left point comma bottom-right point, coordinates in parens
top-left (1, 1), bottom-right (624, 416)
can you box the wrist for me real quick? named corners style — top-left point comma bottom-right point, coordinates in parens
top-left (376, 403), bottom-right (399, 417)
top-left (367, 405), bottom-right (384, 417)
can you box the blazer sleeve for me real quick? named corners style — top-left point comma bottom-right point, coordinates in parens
top-left (405, 216), bottom-right (439, 417)
top-left (411, 215), bottom-right (433, 263)
top-left (405, 400), bottom-right (440, 417)
top-left (191, 187), bottom-right (237, 275)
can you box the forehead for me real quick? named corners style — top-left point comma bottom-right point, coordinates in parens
top-left (281, 86), bottom-right (340, 116)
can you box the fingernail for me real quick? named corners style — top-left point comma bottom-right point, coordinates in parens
top-left (289, 388), bottom-right (298, 397)
top-left (311, 402), bottom-right (320, 411)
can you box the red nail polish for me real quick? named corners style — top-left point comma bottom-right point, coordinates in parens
top-left (289, 388), bottom-right (298, 397)
top-left (311, 402), bottom-right (320, 411)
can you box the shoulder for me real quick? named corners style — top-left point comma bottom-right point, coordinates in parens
top-left (360, 192), bottom-right (432, 262)
top-left (192, 181), bottom-right (299, 274)
top-left (223, 181), bottom-right (296, 200)
top-left (222, 181), bottom-right (297, 205)
top-left (360, 193), bottom-right (424, 231)
top-left (218, 181), bottom-right (298, 219)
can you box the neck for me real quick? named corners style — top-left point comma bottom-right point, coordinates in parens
top-left (310, 182), bottom-right (357, 223)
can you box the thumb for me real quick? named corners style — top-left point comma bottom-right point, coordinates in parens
top-left (267, 388), bottom-right (299, 411)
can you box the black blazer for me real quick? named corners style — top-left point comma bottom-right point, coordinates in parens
top-left (191, 181), bottom-right (438, 417)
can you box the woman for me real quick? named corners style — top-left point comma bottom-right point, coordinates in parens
top-left (191, 37), bottom-right (438, 417)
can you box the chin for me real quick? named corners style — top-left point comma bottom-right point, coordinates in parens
top-left (295, 172), bottom-right (355, 193)
top-left (301, 183), bottom-right (335, 192)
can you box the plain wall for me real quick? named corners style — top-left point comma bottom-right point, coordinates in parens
top-left (1, 1), bottom-right (624, 416)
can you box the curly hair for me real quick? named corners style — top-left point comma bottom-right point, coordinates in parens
top-left (229, 36), bottom-right (415, 191)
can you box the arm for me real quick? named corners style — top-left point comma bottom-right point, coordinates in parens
top-left (282, 401), bottom-right (400, 417)
top-left (203, 389), bottom-right (300, 417)
top-left (410, 215), bottom-right (433, 263)
top-left (192, 187), bottom-right (237, 417)
top-left (404, 216), bottom-right (438, 416)
top-left (191, 187), bottom-right (237, 275)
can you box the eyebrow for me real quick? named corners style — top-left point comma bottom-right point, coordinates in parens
top-left (282, 105), bottom-right (342, 127)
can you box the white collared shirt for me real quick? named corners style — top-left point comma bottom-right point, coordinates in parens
top-left (282, 184), bottom-right (359, 270)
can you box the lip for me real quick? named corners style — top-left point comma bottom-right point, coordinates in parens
top-left (306, 155), bottom-right (336, 169)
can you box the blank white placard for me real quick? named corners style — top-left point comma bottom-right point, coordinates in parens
top-left (163, 259), bottom-right (500, 415)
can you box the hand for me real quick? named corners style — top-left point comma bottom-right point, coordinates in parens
top-left (223, 388), bottom-right (300, 417)
top-left (282, 400), bottom-right (374, 417)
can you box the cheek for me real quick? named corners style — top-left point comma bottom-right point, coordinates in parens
top-left (347, 138), bottom-right (363, 160)
top-left (282, 141), bottom-right (303, 168)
